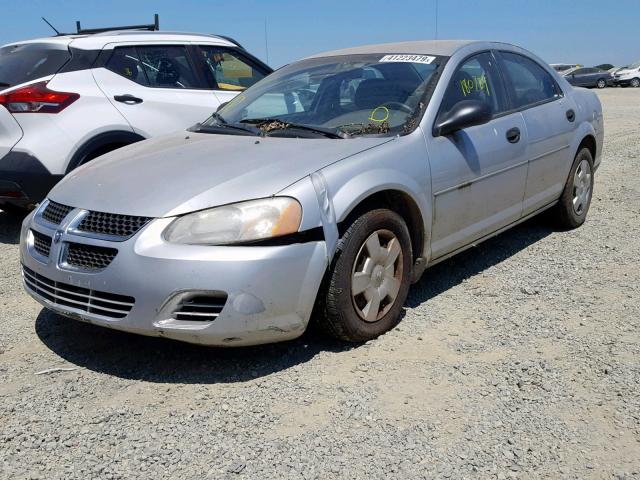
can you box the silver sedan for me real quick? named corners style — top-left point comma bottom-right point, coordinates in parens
top-left (20, 40), bottom-right (603, 346)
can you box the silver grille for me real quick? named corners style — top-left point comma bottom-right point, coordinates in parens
top-left (42, 201), bottom-right (73, 225)
top-left (22, 266), bottom-right (134, 319)
top-left (65, 243), bottom-right (118, 270)
top-left (77, 211), bottom-right (151, 238)
top-left (172, 295), bottom-right (227, 321)
top-left (31, 230), bottom-right (52, 257)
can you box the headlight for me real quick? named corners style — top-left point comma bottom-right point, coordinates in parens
top-left (163, 197), bottom-right (302, 245)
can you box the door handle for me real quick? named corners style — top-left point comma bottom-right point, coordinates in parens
top-left (114, 94), bottom-right (143, 105)
top-left (566, 109), bottom-right (575, 122)
top-left (506, 127), bottom-right (521, 144)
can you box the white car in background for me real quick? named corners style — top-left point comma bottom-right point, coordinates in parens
top-left (612, 61), bottom-right (640, 88)
top-left (0, 20), bottom-right (271, 210)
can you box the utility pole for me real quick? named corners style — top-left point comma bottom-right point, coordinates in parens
top-left (434, 0), bottom-right (439, 40)
top-left (264, 18), bottom-right (270, 65)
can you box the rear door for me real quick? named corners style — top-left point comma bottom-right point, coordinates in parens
top-left (428, 51), bottom-right (529, 258)
top-left (92, 44), bottom-right (220, 137)
top-left (496, 51), bottom-right (578, 215)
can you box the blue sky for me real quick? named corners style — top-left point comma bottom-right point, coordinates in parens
top-left (2, 0), bottom-right (638, 68)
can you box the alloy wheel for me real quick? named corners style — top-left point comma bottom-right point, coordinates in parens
top-left (351, 229), bottom-right (403, 322)
top-left (572, 159), bottom-right (592, 215)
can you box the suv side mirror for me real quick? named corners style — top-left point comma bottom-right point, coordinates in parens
top-left (434, 100), bottom-right (493, 137)
top-left (216, 101), bottom-right (229, 113)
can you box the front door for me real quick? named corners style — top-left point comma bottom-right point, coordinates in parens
top-left (194, 45), bottom-right (269, 109)
top-left (428, 51), bottom-right (528, 259)
top-left (93, 44), bottom-right (221, 138)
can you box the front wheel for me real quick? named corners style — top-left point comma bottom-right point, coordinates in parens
top-left (318, 209), bottom-right (412, 342)
top-left (550, 147), bottom-right (594, 229)
top-left (597, 78), bottom-right (606, 89)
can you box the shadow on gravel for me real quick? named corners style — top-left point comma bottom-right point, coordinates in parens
top-left (0, 210), bottom-right (26, 245)
top-left (407, 215), bottom-right (553, 307)
top-left (34, 215), bottom-right (552, 383)
top-left (35, 309), bottom-right (351, 384)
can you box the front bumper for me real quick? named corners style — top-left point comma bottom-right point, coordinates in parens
top-left (20, 209), bottom-right (328, 346)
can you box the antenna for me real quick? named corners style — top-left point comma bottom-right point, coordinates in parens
top-left (41, 17), bottom-right (61, 35)
top-left (264, 18), bottom-right (270, 64)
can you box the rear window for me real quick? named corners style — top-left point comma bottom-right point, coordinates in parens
top-left (0, 43), bottom-right (70, 89)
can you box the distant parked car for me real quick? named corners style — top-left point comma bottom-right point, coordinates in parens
top-left (0, 19), bottom-right (272, 210)
top-left (551, 63), bottom-right (581, 74)
top-left (565, 67), bottom-right (612, 89)
top-left (612, 61), bottom-right (640, 88)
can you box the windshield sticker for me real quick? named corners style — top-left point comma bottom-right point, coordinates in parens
top-left (379, 54), bottom-right (435, 64)
top-left (460, 75), bottom-right (491, 97)
top-left (368, 106), bottom-right (390, 123)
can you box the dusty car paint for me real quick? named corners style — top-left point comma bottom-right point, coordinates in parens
top-left (20, 40), bottom-right (603, 345)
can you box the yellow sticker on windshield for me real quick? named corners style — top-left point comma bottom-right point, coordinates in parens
top-left (369, 106), bottom-right (390, 123)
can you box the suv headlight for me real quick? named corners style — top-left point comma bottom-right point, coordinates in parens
top-left (163, 197), bottom-right (302, 245)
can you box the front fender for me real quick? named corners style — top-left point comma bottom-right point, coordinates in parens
top-left (317, 133), bottom-right (432, 261)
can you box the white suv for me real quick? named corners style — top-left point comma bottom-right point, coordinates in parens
top-left (0, 27), bottom-right (271, 209)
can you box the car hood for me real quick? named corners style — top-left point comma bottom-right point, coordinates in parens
top-left (51, 132), bottom-right (393, 217)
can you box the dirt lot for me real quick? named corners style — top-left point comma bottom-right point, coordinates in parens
top-left (1, 88), bottom-right (639, 479)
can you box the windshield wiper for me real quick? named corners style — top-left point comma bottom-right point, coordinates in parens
top-left (193, 113), bottom-right (259, 135)
top-left (0, 82), bottom-right (10, 87)
top-left (240, 118), bottom-right (349, 139)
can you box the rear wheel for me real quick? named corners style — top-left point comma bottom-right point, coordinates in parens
top-left (631, 78), bottom-right (640, 88)
top-left (550, 147), bottom-right (594, 229)
top-left (318, 209), bottom-right (412, 342)
top-left (597, 78), bottom-right (606, 89)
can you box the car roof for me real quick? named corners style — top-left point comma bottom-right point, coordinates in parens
top-left (306, 40), bottom-right (498, 59)
top-left (2, 31), bottom-right (236, 50)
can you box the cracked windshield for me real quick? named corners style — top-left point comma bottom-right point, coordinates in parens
top-left (200, 53), bottom-right (443, 138)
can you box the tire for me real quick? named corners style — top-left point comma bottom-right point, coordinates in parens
top-left (596, 78), bottom-right (606, 89)
top-left (551, 147), bottom-right (594, 229)
top-left (631, 78), bottom-right (640, 88)
top-left (317, 208), bottom-right (412, 342)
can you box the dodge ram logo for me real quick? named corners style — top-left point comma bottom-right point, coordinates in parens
top-left (53, 230), bottom-right (63, 244)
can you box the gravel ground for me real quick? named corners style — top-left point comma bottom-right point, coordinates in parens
top-left (1, 88), bottom-right (639, 479)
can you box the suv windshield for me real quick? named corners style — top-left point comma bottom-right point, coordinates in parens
top-left (0, 43), bottom-right (70, 89)
top-left (201, 53), bottom-right (445, 138)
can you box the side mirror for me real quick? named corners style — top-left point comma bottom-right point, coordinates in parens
top-left (434, 100), bottom-right (492, 137)
top-left (216, 101), bottom-right (229, 113)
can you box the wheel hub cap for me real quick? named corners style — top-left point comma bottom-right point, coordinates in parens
top-left (351, 229), bottom-right (403, 322)
top-left (572, 159), bottom-right (592, 215)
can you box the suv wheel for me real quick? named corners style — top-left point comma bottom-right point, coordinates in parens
top-left (318, 208), bottom-right (412, 342)
top-left (631, 78), bottom-right (640, 88)
top-left (597, 79), bottom-right (606, 89)
top-left (551, 147), bottom-right (594, 229)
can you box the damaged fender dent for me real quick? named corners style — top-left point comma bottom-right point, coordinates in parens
top-left (311, 171), bottom-right (339, 261)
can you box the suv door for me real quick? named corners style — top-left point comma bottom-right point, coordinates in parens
top-left (92, 44), bottom-right (220, 137)
top-left (496, 51), bottom-right (578, 215)
top-left (194, 45), bottom-right (269, 106)
top-left (428, 51), bottom-right (529, 259)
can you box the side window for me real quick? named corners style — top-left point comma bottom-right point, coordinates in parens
top-left (440, 52), bottom-right (506, 116)
top-left (136, 45), bottom-right (199, 89)
top-left (499, 52), bottom-right (562, 109)
top-left (198, 46), bottom-right (266, 91)
top-left (105, 47), bottom-right (148, 86)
